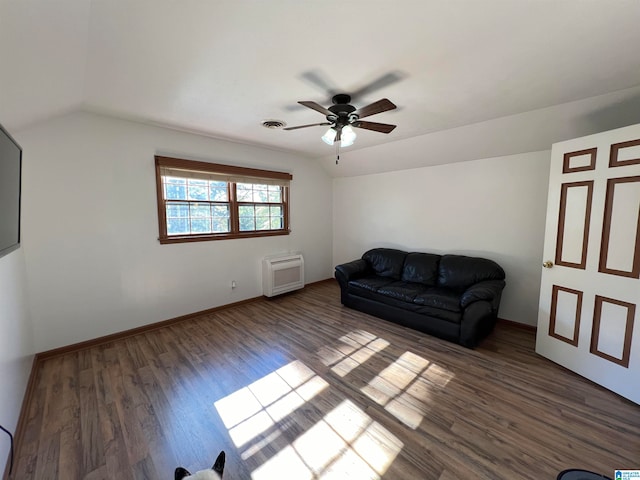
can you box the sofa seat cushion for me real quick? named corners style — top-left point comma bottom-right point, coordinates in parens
top-left (376, 281), bottom-right (425, 303)
top-left (415, 305), bottom-right (462, 324)
top-left (348, 287), bottom-right (461, 323)
top-left (413, 288), bottom-right (461, 312)
top-left (348, 276), bottom-right (395, 293)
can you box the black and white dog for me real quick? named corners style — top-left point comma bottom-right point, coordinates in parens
top-left (175, 451), bottom-right (225, 480)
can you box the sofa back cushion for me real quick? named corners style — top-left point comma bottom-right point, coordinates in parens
top-left (362, 248), bottom-right (407, 279)
top-left (401, 252), bottom-right (440, 286)
top-left (438, 254), bottom-right (505, 289)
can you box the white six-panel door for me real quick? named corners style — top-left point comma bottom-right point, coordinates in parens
top-left (536, 123), bottom-right (640, 405)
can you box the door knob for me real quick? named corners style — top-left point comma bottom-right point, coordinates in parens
top-left (542, 261), bottom-right (554, 268)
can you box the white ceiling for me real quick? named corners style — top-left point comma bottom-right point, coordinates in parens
top-left (2, 0), bottom-right (640, 176)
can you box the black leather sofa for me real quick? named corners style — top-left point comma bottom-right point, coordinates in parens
top-left (335, 248), bottom-right (506, 348)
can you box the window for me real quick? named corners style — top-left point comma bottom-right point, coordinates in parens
top-left (155, 156), bottom-right (292, 243)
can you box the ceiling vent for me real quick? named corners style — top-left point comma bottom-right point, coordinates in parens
top-left (262, 119), bottom-right (286, 129)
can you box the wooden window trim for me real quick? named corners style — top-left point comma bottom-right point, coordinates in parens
top-left (155, 156), bottom-right (292, 243)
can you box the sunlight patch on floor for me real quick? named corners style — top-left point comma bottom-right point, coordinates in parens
top-left (214, 357), bottom-right (403, 479)
top-left (251, 400), bottom-right (403, 480)
top-left (317, 330), bottom-right (390, 377)
top-left (361, 352), bottom-right (455, 429)
top-left (214, 360), bottom-right (329, 448)
top-left (422, 362), bottom-right (455, 388)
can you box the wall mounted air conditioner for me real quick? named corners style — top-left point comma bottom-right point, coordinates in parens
top-left (262, 253), bottom-right (305, 297)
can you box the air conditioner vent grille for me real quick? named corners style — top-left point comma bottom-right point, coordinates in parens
top-left (262, 253), bottom-right (304, 297)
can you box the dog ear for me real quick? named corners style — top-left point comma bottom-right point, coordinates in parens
top-left (175, 467), bottom-right (191, 480)
top-left (212, 451), bottom-right (225, 476)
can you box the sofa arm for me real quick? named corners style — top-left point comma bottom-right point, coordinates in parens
top-left (460, 280), bottom-right (505, 309)
top-left (460, 300), bottom-right (496, 348)
top-left (335, 259), bottom-right (369, 285)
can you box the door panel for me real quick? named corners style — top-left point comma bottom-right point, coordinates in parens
top-left (590, 295), bottom-right (635, 368)
top-left (599, 176), bottom-right (640, 277)
top-left (555, 181), bottom-right (593, 268)
top-left (549, 285), bottom-right (582, 346)
top-left (536, 123), bottom-right (640, 405)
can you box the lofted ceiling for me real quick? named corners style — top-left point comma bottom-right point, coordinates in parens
top-left (2, 0), bottom-right (640, 176)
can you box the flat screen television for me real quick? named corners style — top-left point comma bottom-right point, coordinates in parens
top-left (0, 122), bottom-right (22, 259)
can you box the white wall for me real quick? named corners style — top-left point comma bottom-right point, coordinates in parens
top-left (18, 111), bottom-right (333, 352)
top-left (333, 151), bottom-right (551, 326)
top-left (0, 248), bottom-right (34, 474)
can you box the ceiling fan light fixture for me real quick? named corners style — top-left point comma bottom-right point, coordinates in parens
top-left (341, 125), bottom-right (356, 147)
top-left (321, 127), bottom-right (336, 145)
top-left (287, 94), bottom-right (396, 154)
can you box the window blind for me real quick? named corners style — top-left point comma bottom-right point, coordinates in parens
top-left (156, 156), bottom-right (292, 187)
top-left (159, 166), bottom-right (290, 187)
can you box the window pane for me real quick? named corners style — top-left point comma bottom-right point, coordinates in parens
top-left (212, 204), bottom-right (230, 233)
top-left (166, 202), bottom-right (189, 236)
top-left (239, 204), bottom-right (255, 232)
top-left (190, 217), bottom-right (212, 233)
top-left (255, 205), bottom-right (269, 217)
top-left (270, 203), bottom-right (284, 230)
top-left (190, 203), bottom-right (211, 217)
top-left (268, 186), bottom-right (282, 203)
top-left (237, 183), bottom-right (253, 201)
top-left (253, 184), bottom-right (269, 203)
top-left (165, 177), bottom-right (187, 200)
top-left (167, 218), bottom-right (189, 235)
top-left (270, 205), bottom-right (282, 216)
top-left (238, 205), bottom-right (254, 217)
top-left (212, 218), bottom-right (230, 233)
top-left (210, 187), bottom-right (228, 201)
top-left (269, 205), bottom-right (282, 217)
top-left (166, 202), bottom-right (189, 218)
top-left (256, 217), bottom-right (271, 230)
top-left (187, 179), bottom-right (208, 200)
top-left (237, 183), bottom-right (283, 203)
top-left (212, 205), bottom-right (229, 217)
top-left (239, 217), bottom-right (255, 231)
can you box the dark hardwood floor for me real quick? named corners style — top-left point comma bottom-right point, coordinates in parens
top-left (9, 281), bottom-right (640, 479)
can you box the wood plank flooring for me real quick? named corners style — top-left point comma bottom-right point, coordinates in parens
top-left (9, 281), bottom-right (640, 479)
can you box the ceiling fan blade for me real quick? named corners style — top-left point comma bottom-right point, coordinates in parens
top-left (353, 121), bottom-right (397, 134)
top-left (350, 71), bottom-right (406, 101)
top-left (298, 101), bottom-right (332, 116)
top-left (300, 70), bottom-right (339, 97)
top-left (283, 122), bottom-right (332, 131)
top-left (354, 98), bottom-right (397, 119)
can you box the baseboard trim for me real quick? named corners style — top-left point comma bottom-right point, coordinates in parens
top-left (497, 317), bottom-right (537, 332)
top-left (36, 297), bottom-right (264, 360)
top-left (37, 278), bottom-right (335, 360)
top-left (3, 355), bottom-right (38, 480)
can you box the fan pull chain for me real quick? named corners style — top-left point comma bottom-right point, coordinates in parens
top-left (335, 142), bottom-right (340, 165)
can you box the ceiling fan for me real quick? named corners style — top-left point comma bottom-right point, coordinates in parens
top-left (283, 93), bottom-right (397, 147)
